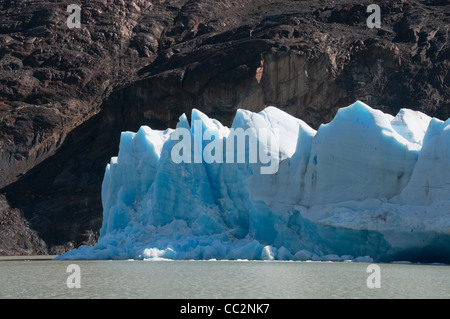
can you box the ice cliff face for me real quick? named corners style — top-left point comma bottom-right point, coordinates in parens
top-left (57, 101), bottom-right (450, 262)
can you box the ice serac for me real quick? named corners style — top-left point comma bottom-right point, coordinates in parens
top-left (303, 102), bottom-right (422, 206)
top-left (57, 101), bottom-right (450, 263)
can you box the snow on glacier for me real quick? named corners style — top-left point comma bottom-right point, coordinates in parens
top-left (56, 101), bottom-right (450, 263)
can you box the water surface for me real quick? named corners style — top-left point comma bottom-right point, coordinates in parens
top-left (0, 257), bottom-right (449, 299)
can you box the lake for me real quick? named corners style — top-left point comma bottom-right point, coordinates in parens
top-left (0, 256), bottom-right (449, 299)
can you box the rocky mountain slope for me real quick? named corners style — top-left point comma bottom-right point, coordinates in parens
top-left (0, 0), bottom-right (449, 255)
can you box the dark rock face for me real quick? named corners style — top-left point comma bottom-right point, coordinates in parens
top-left (0, 0), bottom-right (449, 255)
top-left (0, 195), bottom-right (47, 255)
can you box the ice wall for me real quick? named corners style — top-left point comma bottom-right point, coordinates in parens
top-left (57, 101), bottom-right (450, 263)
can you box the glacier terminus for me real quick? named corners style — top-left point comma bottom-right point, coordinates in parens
top-left (57, 101), bottom-right (450, 263)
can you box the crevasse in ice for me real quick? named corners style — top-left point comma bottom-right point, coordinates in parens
top-left (56, 101), bottom-right (450, 262)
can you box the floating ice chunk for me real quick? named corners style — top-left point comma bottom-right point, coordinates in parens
top-left (228, 240), bottom-right (263, 260)
top-left (341, 255), bottom-right (354, 261)
top-left (323, 254), bottom-right (342, 262)
top-left (143, 248), bottom-right (165, 259)
top-left (277, 246), bottom-right (293, 260)
top-left (353, 256), bottom-right (374, 263)
top-left (142, 247), bottom-right (178, 260)
top-left (293, 250), bottom-right (314, 261)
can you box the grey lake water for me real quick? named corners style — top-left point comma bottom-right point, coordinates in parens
top-left (0, 256), bottom-right (449, 299)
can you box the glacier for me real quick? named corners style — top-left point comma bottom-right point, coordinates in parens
top-left (56, 101), bottom-right (450, 263)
